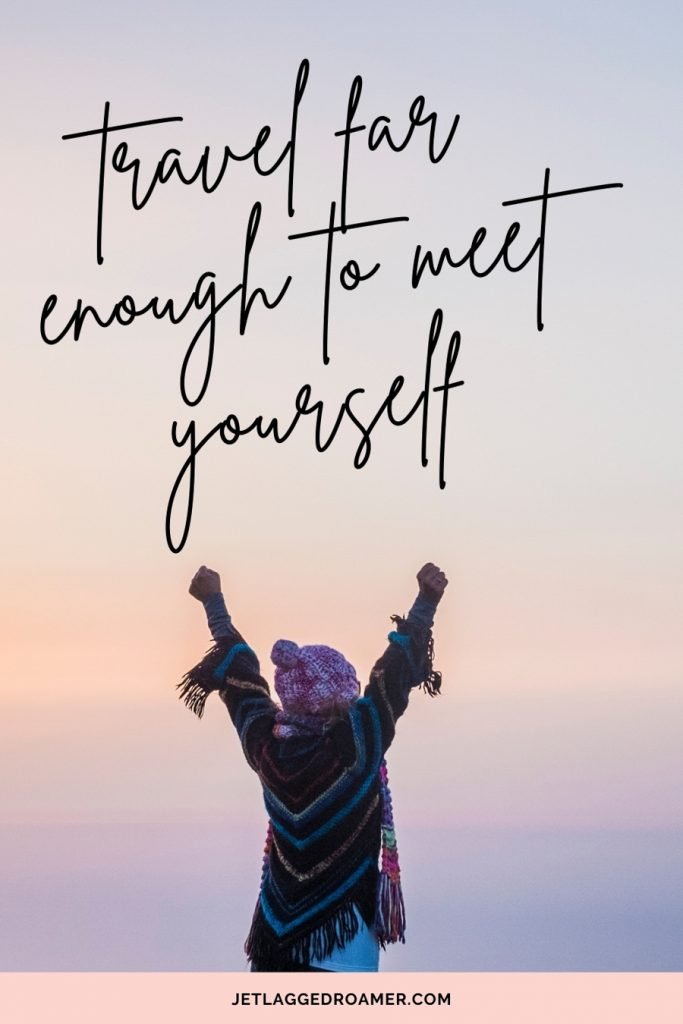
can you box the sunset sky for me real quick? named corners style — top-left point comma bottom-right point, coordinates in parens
top-left (1, 0), bottom-right (681, 970)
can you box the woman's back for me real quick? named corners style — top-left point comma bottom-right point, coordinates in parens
top-left (180, 562), bottom-right (447, 971)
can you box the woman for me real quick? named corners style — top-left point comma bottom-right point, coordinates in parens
top-left (179, 561), bottom-right (447, 971)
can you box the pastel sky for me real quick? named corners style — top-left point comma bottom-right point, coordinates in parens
top-left (1, 0), bottom-right (681, 970)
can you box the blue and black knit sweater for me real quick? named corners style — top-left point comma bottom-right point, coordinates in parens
top-left (178, 594), bottom-right (441, 971)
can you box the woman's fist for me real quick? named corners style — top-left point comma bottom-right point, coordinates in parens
top-left (189, 565), bottom-right (222, 602)
top-left (417, 562), bottom-right (448, 604)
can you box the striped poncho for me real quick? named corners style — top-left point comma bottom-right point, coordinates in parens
top-left (179, 606), bottom-right (440, 970)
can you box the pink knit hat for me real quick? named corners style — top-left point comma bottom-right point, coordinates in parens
top-left (270, 640), bottom-right (360, 715)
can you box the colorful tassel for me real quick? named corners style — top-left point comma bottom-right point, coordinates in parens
top-left (375, 758), bottom-right (406, 945)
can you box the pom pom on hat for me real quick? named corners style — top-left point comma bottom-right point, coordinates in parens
top-left (271, 639), bottom-right (300, 670)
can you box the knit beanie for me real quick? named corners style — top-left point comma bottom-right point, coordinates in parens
top-left (271, 639), bottom-right (360, 716)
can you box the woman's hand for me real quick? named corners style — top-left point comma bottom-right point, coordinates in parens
top-left (417, 562), bottom-right (448, 604)
top-left (189, 565), bottom-right (222, 602)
